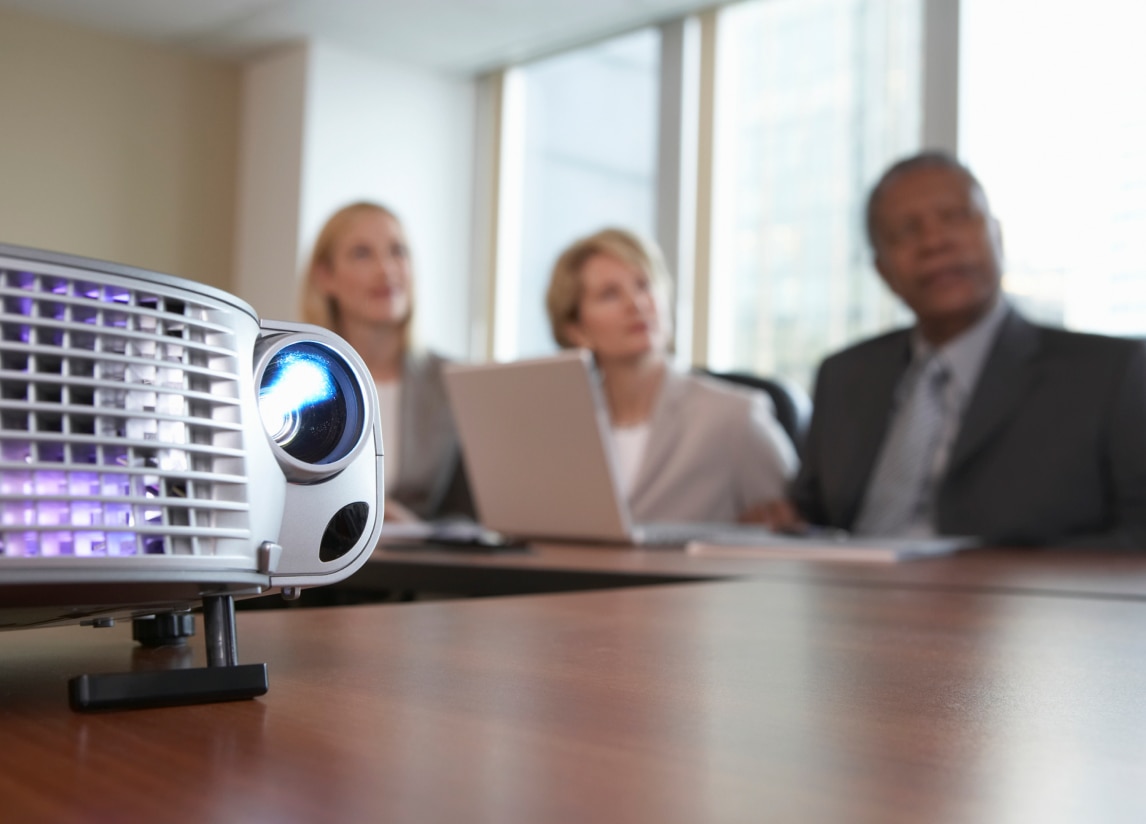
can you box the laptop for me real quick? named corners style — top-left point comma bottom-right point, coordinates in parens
top-left (442, 351), bottom-right (785, 545)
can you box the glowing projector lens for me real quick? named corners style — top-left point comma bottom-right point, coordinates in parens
top-left (258, 342), bottom-right (364, 466)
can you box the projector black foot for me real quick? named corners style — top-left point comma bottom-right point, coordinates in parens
top-left (68, 595), bottom-right (269, 711)
top-left (68, 663), bottom-right (268, 711)
top-left (131, 612), bottom-right (195, 647)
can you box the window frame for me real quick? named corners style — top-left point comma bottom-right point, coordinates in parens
top-left (473, 0), bottom-right (962, 368)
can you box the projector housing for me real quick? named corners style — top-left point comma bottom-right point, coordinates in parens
top-left (0, 243), bottom-right (384, 630)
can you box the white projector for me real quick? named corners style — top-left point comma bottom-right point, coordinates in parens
top-left (0, 242), bottom-right (384, 709)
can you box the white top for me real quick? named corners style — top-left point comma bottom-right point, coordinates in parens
top-left (611, 423), bottom-right (651, 499)
top-left (375, 380), bottom-right (400, 488)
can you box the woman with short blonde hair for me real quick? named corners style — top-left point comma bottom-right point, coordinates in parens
top-left (546, 228), bottom-right (672, 349)
top-left (544, 227), bottom-right (796, 523)
top-left (300, 201), bottom-right (470, 522)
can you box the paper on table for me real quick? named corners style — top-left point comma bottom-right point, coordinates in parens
top-left (685, 533), bottom-right (977, 563)
top-left (378, 520), bottom-right (525, 550)
top-left (378, 520), bottom-right (491, 543)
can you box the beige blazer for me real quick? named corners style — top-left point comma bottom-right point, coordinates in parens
top-left (627, 370), bottom-right (798, 523)
top-left (390, 349), bottom-right (473, 520)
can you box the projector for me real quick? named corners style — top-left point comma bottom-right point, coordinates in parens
top-left (0, 242), bottom-right (384, 709)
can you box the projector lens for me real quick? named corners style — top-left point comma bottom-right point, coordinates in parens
top-left (258, 342), bottom-right (364, 466)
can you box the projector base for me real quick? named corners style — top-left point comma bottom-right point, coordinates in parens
top-left (68, 595), bottom-right (269, 711)
top-left (68, 663), bottom-right (269, 711)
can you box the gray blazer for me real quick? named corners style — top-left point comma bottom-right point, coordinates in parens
top-left (628, 370), bottom-right (798, 523)
top-left (791, 309), bottom-right (1146, 548)
top-left (391, 349), bottom-right (473, 520)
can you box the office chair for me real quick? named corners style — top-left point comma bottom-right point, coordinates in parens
top-left (700, 370), bottom-right (812, 457)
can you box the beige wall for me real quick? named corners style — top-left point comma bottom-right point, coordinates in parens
top-left (232, 44), bottom-right (308, 321)
top-left (0, 10), bottom-right (240, 291)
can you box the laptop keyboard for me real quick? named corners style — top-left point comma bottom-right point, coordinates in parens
top-left (633, 522), bottom-right (785, 547)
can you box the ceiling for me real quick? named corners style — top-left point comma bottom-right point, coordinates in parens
top-left (0, 0), bottom-right (720, 73)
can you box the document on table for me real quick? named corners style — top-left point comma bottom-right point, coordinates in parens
top-left (685, 532), bottom-right (977, 563)
top-left (378, 520), bottom-right (488, 543)
top-left (377, 520), bottom-right (528, 552)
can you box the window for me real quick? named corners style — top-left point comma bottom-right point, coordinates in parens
top-left (707, 0), bottom-right (922, 388)
top-left (960, 0), bottom-right (1146, 335)
top-left (495, 28), bottom-right (661, 360)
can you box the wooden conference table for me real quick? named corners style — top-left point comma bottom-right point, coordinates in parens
top-left (3, 548), bottom-right (1146, 822)
top-left (365, 539), bottom-right (1146, 601)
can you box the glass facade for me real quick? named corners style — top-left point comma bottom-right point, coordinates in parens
top-left (505, 28), bottom-right (661, 359)
top-left (708, 0), bottom-right (922, 388)
top-left (961, 0), bottom-right (1146, 336)
top-left (494, 0), bottom-right (1146, 377)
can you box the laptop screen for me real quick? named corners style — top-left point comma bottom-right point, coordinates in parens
top-left (442, 351), bottom-right (636, 542)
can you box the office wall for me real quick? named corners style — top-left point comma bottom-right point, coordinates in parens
top-left (0, 9), bottom-right (240, 290)
top-left (300, 42), bottom-right (477, 358)
top-left (232, 43), bottom-right (309, 321)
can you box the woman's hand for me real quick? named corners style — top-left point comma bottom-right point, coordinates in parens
top-left (738, 498), bottom-right (806, 532)
top-left (383, 498), bottom-right (421, 524)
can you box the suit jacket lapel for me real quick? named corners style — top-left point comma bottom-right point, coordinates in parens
top-left (945, 309), bottom-right (1041, 476)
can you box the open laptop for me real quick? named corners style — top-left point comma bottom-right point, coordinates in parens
top-left (442, 351), bottom-right (785, 545)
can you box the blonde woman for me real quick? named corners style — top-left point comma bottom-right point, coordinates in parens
top-left (546, 228), bottom-right (797, 523)
top-left (301, 202), bottom-right (470, 522)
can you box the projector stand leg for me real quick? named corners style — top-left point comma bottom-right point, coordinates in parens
top-left (68, 595), bottom-right (269, 712)
top-left (204, 594), bottom-right (240, 667)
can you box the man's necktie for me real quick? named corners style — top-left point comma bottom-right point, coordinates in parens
top-left (853, 355), bottom-right (951, 536)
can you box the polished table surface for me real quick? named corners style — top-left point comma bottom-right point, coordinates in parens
top-left (367, 541), bottom-right (1146, 600)
top-left (3, 571), bottom-right (1146, 822)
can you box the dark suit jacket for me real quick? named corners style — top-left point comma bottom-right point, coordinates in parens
top-left (790, 309), bottom-right (1146, 548)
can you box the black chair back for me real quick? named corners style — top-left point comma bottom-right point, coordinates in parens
top-left (701, 370), bottom-right (812, 457)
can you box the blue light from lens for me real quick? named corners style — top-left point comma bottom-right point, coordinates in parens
top-left (259, 353), bottom-right (335, 447)
top-left (258, 342), bottom-right (363, 466)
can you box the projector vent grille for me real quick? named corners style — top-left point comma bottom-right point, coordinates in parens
top-left (0, 265), bottom-right (252, 557)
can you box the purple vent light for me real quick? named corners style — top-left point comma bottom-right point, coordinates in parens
top-left (0, 263), bottom-right (251, 559)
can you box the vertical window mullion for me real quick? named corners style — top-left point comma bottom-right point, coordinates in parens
top-left (921, 0), bottom-right (961, 152)
top-left (656, 16), bottom-right (702, 367)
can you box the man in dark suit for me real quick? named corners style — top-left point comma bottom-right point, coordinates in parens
top-left (787, 151), bottom-right (1146, 548)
